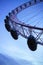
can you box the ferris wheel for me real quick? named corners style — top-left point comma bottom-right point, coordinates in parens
top-left (4, 0), bottom-right (43, 51)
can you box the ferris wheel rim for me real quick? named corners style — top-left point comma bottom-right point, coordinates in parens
top-left (4, 0), bottom-right (43, 45)
top-left (9, 0), bottom-right (43, 30)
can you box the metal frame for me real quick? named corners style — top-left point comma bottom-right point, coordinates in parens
top-left (4, 0), bottom-right (43, 45)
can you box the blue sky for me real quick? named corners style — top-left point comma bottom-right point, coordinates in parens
top-left (0, 0), bottom-right (43, 65)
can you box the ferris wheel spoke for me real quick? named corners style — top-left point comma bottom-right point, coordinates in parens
top-left (25, 9), bottom-right (43, 24)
